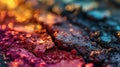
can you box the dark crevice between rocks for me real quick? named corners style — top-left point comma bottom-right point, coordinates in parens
top-left (40, 22), bottom-right (74, 53)
top-left (40, 23), bottom-right (64, 51)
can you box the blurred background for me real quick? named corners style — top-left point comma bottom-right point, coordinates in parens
top-left (0, 0), bottom-right (120, 23)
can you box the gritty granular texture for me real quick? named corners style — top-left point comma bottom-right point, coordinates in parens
top-left (38, 12), bottom-right (120, 67)
top-left (46, 22), bottom-right (110, 62)
top-left (48, 22), bottom-right (99, 53)
top-left (0, 26), bottom-right (54, 53)
top-left (0, 25), bottom-right (87, 67)
top-left (6, 48), bottom-right (46, 67)
top-left (5, 47), bottom-right (87, 67)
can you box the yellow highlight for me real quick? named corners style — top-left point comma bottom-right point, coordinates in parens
top-left (65, 4), bottom-right (74, 11)
top-left (0, 0), bottom-right (33, 22)
top-left (0, 0), bottom-right (23, 9)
